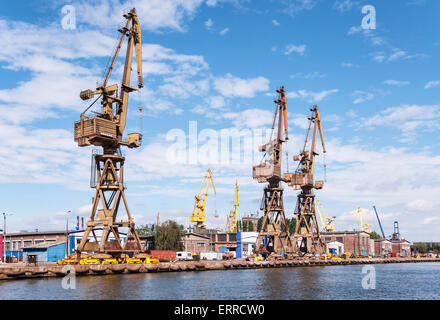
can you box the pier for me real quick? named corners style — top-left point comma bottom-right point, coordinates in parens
top-left (1, 257), bottom-right (439, 281)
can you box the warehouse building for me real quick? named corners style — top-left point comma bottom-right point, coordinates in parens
top-left (391, 239), bottom-right (411, 257)
top-left (22, 241), bottom-right (67, 262)
top-left (321, 231), bottom-right (374, 256)
top-left (181, 232), bottom-right (211, 254)
top-left (374, 238), bottom-right (392, 257)
top-left (2, 229), bottom-right (128, 261)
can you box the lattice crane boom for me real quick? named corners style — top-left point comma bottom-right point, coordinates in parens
top-left (284, 105), bottom-right (327, 254)
top-left (74, 8), bottom-right (143, 151)
top-left (191, 169), bottom-right (216, 229)
top-left (73, 8), bottom-right (144, 257)
top-left (253, 86), bottom-right (295, 255)
top-left (227, 180), bottom-right (239, 233)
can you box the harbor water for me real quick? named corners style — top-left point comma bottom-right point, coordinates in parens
top-left (0, 262), bottom-right (439, 300)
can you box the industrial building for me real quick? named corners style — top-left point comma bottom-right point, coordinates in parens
top-left (374, 238), bottom-right (392, 256)
top-left (321, 231), bottom-right (374, 256)
top-left (1, 229), bottom-right (128, 262)
top-left (181, 232), bottom-right (211, 254)
top-left (391, 239), bottom-right (411, 257)
top-left (241, 215), bottom-right (259, 231)
top-left (22, 241), bottom-right (68, 262)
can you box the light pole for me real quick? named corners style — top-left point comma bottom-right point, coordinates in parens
top-left (2, 212), bottom-right (12, 263)
top-left (66, 210), bottom-right (71, 258)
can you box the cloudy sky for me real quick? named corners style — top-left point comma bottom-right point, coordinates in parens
top-left (0, 0), bottom-right (439, 241)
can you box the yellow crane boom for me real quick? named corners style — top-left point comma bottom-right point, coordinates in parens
top-left (315, 199), bottom-right (336, 232)
top-left (190, 169), bottom-right (216, 229)
top-left (227, 180), bottom-right (239, 233)
top-left (356, 206), bottom-right (372, 233)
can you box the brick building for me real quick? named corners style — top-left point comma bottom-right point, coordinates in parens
top-left (242, 214), bottom-right (259, 232)
top-left (374, 238), bottom-right (392, 256)
top-left (181, 232), bottom-right (211, 254)
top-left (210, 232), bottom-right (237, 252)
top-left (321, 231), bottom-right (373, 256)
top-left (391, 239), bottom-right (411, 257)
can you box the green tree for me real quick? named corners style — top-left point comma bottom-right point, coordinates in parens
top-left (242, 220), bottom-right (248, 232)
top-left (154, 220), bottom-right (184, 251)
top-left (289, 217), bottom-right (297, 234)
top-left (248, 221), bottom-right (254, 232)
top-left (136, 224), bottom-right (153, 236)
top-left (257, 216), bottom-right (263, 232)
top-left (369, 231), bottom-right (382, 240)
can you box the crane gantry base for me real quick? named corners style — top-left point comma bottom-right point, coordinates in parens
top-left (255, 181), bottom-right (295, 255)
top-left (293, 191), bottom-right (324, 254)
top-left (77, 153), bottom-right (143, 256)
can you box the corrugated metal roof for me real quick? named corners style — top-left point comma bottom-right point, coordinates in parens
top-left (22, 241), bottom-right (66, 250)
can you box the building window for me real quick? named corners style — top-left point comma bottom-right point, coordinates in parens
top-left (23, 240), bottom-right (32, 248)
top-left (197, 242), bottom-right (205, 247)
top-left (336, 237), bottom-right (343, 243)
top-left (35, 240), bottom-right (44, 244)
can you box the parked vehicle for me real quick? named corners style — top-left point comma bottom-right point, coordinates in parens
top-left (176, 251), bottom-right (193, 261)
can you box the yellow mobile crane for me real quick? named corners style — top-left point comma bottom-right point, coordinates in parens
top-left (314, 199), bottom-right (336, 232)
top-left (356, 206), bottom-right (372, 233)
top-left (227, 180), bottom-right (239, 232)
top-left (190, 169), bottom-right (216, 229)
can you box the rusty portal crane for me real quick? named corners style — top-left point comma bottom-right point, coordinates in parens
top-left (73, 8), bottom-right (143, 257)
top-left (285, 105), bottom-right (326, 254)
top-left (253, 86), bottom-right (295, 255)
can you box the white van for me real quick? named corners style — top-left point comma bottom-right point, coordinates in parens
top-left (176, 251), bottom-right (193, 261)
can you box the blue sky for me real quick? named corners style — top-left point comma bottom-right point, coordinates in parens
top-left (0, 0), bottom-right (439, 241)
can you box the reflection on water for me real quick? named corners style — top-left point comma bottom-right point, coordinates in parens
top-left (0, 263), bottom-right (439, 300)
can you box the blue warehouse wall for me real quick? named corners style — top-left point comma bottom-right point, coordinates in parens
top-left (47, 243), bottom-right (67, 262)
top-left (69, 235), bottom-right (75, 255)
top-left (23, 249), bottom-right (48, 262)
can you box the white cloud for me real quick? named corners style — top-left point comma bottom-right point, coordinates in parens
top-left (214, 73), bottom-right (270, 98)
top-left (282, 0), bottom-right (317, 17)
top-left (192, 95), bottom-right (227, 117)
top-left (219, 27), bottom-right (230, 36)
top-left (272, 19), bottom-right (280, 26)
top-left (424, 81), bottom-right (440, 89)
top-left (334, 0), bottom-right (355, 12)
top-left (352, 90), bottom-right (374, 104)
top-left (287, 89), bottom-right (338, 102)
top-left (406, 200), bottom-right (436, 212)
top-left (223, 108), bottom-right (274, 128)
top-left (347, 25), bottom-right (362, 35)
top-left (290, 72), bottom-right (325, 79)
top-left (76, 0), bottom-right (204, 32)
top-left (383, 80), bottom-right (410, 86)
top-left (205, 18), bottom-right (214, 29)
top-left (421, 217), bottom-right (439, 225)
top-left (363, 104), bottom-right (440, 141)
top-left (341, 62), bottom-right (358, 68)
top-left (284, 44), bottom-right (306, 56)
top-left (321, 140), bottom-right (440, 224)
top-left (371, 49), bottom-right (429, 63)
